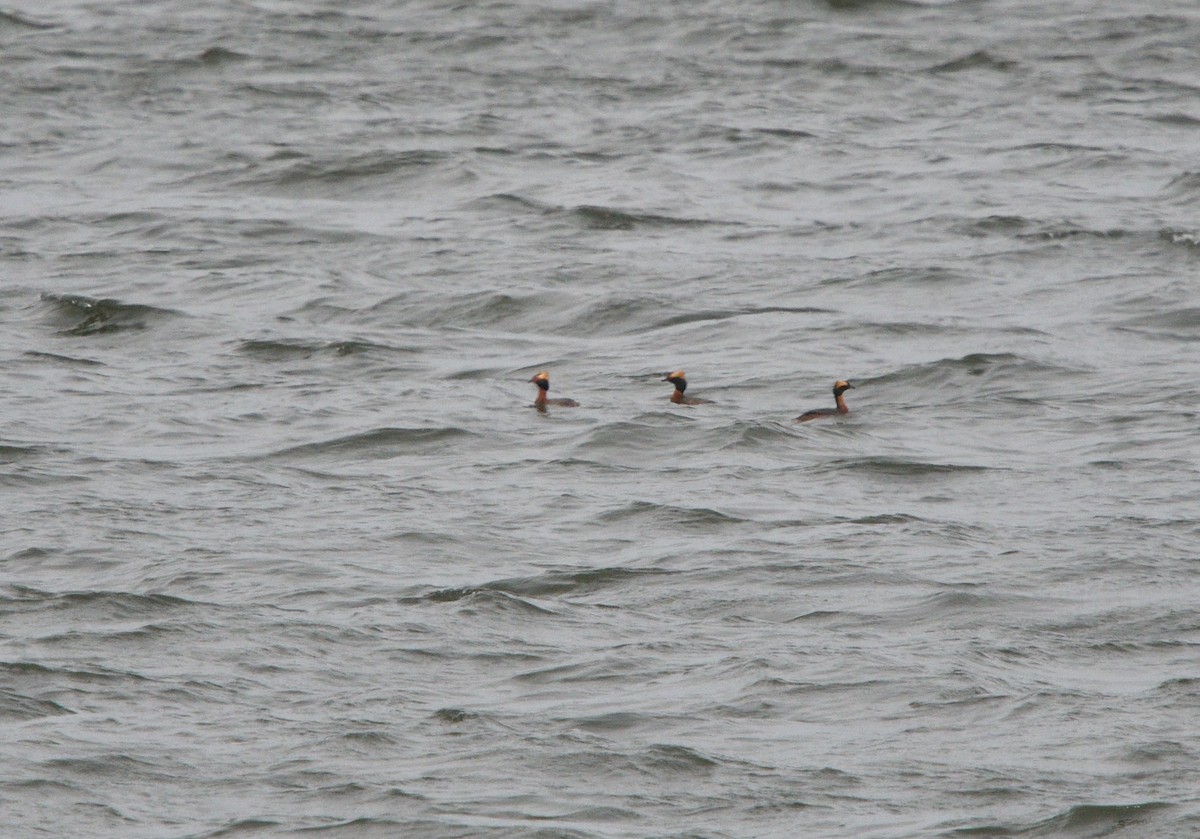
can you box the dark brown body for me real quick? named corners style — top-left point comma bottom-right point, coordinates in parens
top-left (795, 380), bottom-right (853, 422)
top-left (530, 371), bottom-right (578, 410)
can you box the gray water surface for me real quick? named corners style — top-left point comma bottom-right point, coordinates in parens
top-left (2, 1), bottom-right (1199, 836)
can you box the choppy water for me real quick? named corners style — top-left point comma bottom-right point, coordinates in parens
top-left (3, 1), bottom-right (1199, 836)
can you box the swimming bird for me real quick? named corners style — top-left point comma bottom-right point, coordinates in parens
top-left (530, 371), bottom-right (579, 410)
top-left (663, 370), bottom-right (712, 405)
top-left (795, 380), bottom-right (853, 422)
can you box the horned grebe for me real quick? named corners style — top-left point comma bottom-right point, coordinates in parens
top-left (795, 380), bottom-right (853, 422)
top-left (530, 371), bottom-right (579, 410)
top-left (663, 370), bottom-right (712, 405)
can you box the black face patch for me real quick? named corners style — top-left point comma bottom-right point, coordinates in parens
top-left (535, 379), bottom-right (550, 391)
top-left (668, 377), bottom-right (687, 392)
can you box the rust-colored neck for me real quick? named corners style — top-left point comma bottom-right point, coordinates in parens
top-left (670, 388), bottom-right (685, 404)
top-left (534, 388), bottom-right (548, 407)
top-left (835, 393), bottom-right (849, 414)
